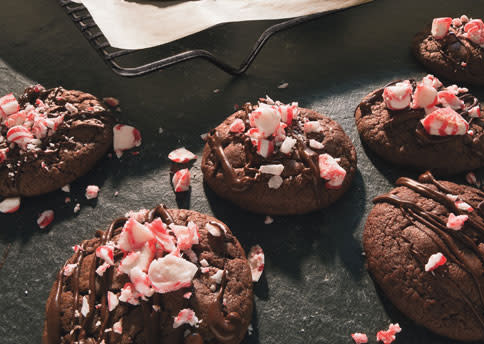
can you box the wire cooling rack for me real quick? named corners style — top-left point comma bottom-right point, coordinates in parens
top-left (59, 0), bottom-right (342, 77)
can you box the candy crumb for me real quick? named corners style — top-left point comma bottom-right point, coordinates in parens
top-left (264, 216), bottom-right (274, 225)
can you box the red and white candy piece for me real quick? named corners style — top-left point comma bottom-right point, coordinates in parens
top-left (170, 221), bottom-right (199, 251)
top-left (63, 263), bottom-right (78, 277)
top-left (229, 118), bottom-right (245, 133)
top-left (446, 213), bottom-right (468, 230)
top-left (148, 254), bottom-right (198, 293)
top-left (431, 17), bottom-right (452, 39)
top-left (411, 83), bottom-right (437, 109)
top-left (248, 245), bottom-right (264, 282)
top-left (420, 107), bottom-right (468, 136)
top-left (277, 102), bottom-right (299, 124)
top-left (422, 74), bottom-right (443, 89)
top-left (280, 136), bottom-right (296, 155)
top-left (425, 252), bottom-right (447, 272)
top-left (96, 245), bottom-right (115, 265)
top-left (173, 309), bottom-right (199, 328)
top-left (383, 81), bottom-right (412, 110)
top-left (96, 262), bottom-right (111, 277)
top-left (455, 199), bottom-right (474, 212)
top-left (172, 168), bottom-right (190, 192)
top-left (256, 139), bottom-right (274, 158)
top-left (118, 218), bottom-right (155, 252)
top-left (119, 283), bottom-right (141, 306)
top-left (303, 121), bottom-right (322, 133)
top-left (5, 111), bottom-right (27, 128)
top-left (113, 124), bottom-right (142, 158)
top-left (0, 197), bottom-right (20, 213)
top-left (129, 266), bottom-right (154, 297)
top-left (259, 164), bottom-right (284, 176)
top-left (85, 185), bottom-right (100, 200)
top-left (464, 19), bottom-right (484, 47)
top-left (37, 210), bottom-right (54, 229)
top-left (469, 106), bottom-right (481, 118)
top-left (309, 139), bottom-right (324, 150)
top-left (113, 319), bottom-right (123, 334)
top-left (0, 148), bottom-right (8, 164)
top-left (205, 222), bottom-right (223, 237)
top-left (168, 147), bottom-right (197, 163)
top-left (0, 93), bottom-right (19, 119)
top-left (7, 125), bottom-right (34, 149)
top-left (351, 333), bottom-right (368, 344)
top-left (147, 218), bottom-right (176, 253)
top-left (249, 104), bottom-right (280, 138)
top-left (437, 91), bottom-right (464, 110)
top-left (318, 154), bottom-right (346, 189)
top-left (376, 323), bottom-right (401, 344)
top-left (107, 291), bottom-right (119, 312)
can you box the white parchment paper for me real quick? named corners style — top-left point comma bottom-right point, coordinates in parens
top-left (73, 0), bottom-right (371, 50)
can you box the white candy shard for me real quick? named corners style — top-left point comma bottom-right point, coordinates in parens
top-left (168, 147), bottom-right (197, 163)
top-left (173, 309), bottom-right (199, 328)
top-left (383, 81), bottom-right (412, 110)
top-left (107, 291), bottom-right (119, 312)
top-left (279, 136), bottom-right (296, 154)
top-left (148, 255), bottom-right (198, 293)
top-left (425, 252), bottom-right (447, 272)
top-left (0, 197), bottom-right (21, 213)
top-left (81, 296), bottom-right (90, 317)
top-left (210, 269), bottom-right (224, 284)
top-left (63, 263), bottom-right (78, 277)
top-left (259, 164), bottom-right (284, 176)
top-left (113, 319), bottom-right (123, 334)
top-left (248, 245), bottom-right (265, 282)
top-left (268, 175), bottom-right (283, 189)
top-left (85, 185), bottom-right (100, 200)
top-left (309, 139), bottom-right (324, 150)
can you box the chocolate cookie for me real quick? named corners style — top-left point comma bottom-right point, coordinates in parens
top-left (42, 205), bottom-right (253, 344)
top-left (412, 15), bottom-right (484, 86)
top-left (364, 172), bottom-right (484, 341)
top-left (201, 98), bottom-right (357, 215)
top-left (355, 75), bottom-right (484, 175)
top-left (0, 85), bottom-right (114, 197)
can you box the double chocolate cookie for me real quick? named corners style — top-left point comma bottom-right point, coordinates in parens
top-left (364, 172), bottom-right (484, 341)
top-left (201, 98), bottom-right (357, 215)
top-left (413, 15), bottom-right (484, 86)
top-left (43, 205), bottom-right (253, 344)
top-left (355, 75), bottom-right (484, 175)
top-left (0, 85), bottom-right (114, 197)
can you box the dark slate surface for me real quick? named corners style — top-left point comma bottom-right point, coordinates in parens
top-left (1, 0), bottom-right (484, 343)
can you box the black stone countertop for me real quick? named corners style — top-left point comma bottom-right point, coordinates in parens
top-left (1, 0), bottom-right (484, 343)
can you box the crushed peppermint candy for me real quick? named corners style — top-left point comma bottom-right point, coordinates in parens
top-left (421, 107), bottom-right (468, 136)
top-left (429, 16), bottom-right (484, 48)
top-left (268, 175), bottom-right (283, 189)
top-left (113, 124), bottom-right (142, 158)
top-left (173, 309), bottom-right (199, 328)
top-left (259, 164), bottom-right (284, 176)
top-left (37, 210), bottom-right (54, 229)
top-left (63, 263), bottom-right (78, 277)
top-left (85, 185), bottom-right (100, 200)
top-left (466, 172), bottom-right (479, 187)
top-left (383, 81), bottom-right (412, 110)
top-left (107, 291), bottom-right (119, 312)
top-left (376, 323), bottom-right (401, 344)
top-left (351, 333), bottom-right (368, 344)
top-left (96, 262), bottom-right (111, 277)
top-left (113, 319), bottom-right (123, 334)
top-left (425, 252), bottom-right (447, 272)
top-left (446, 213), bottom-right (468, 230)
top-left (264, 216), bottom-right (274, 225)
top-left (455, 199), bottom-right (473, 212)
top-left (61, 184), bottom-right (70, 193)
top-left (0, 197), bottom-right (21, 213)
top-left (81, 296), bottom-right (90, 317)
top-left (248, 245), bottom-right (265, 282)
top-left (172, 168), bottom-right (191, 192)
top-left (168, 147), bottom-right (197, 163)
top-left (318, 154), bottom-right (346, 189)
top-left (73, 203), bottom-right (81, 213)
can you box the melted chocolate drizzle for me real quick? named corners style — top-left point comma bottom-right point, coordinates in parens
top-left (373, 172), bottom-right (484, 328)
top-left (43, 205), bottom-right (245, 344)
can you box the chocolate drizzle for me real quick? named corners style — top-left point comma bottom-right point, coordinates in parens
top-left (373, 172), bottom-right (484, 329)
top-left (44, 204), bottom-right (247, 344)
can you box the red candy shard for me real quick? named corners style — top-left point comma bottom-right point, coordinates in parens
top-left (446, 213), bottom-right (468, 230)
top-left (37, 210), bottom-right (54, 229)
top-left (107, 291), bottom-right (119, 311)
top-left (256, 139), bottom-right (274, 158)
top-left (425, 252), bottom-right (447, 272)
top-left (438, 91), bottom-right (465, 110)
top-left (383, 81), bottom-right (412, 110)
top-left (146, 218), bottom-right (176, 253)
top-left (249, 103), bottom-right (280, 138)
top-left (168, 147), bottom-right (197, 163)
top-left (229, 118), bottom-right (245, 133)
top-left (248, 245), bottom-right (265, 282)
top-left (431, 17), bottom-right (452, 39)
top-left (96, 245), bottom-right (115, 265)
top-left (0, 93), bottom-right (19, 119)
top-left (7, 125), bottom-right (34, 149)
top-left (376, 323), bottom-right (401, 344)
top-left (0, 197), bottom-right (20, 213)
top-left (85, 185), bottom-right (100, 200)
top-left (318, 153), bottom-right (346, 189)
top-left (118, 218), bottom-right (155, 252)
top-left (113, 124), bottom-right (142, 158)
top-left (173, 308), bottom-right (199, 328)
top-left (411, 83), bottom-right (437, 109)
top-left (148, 254), bottom-right (198, 293)
top-left (420, 107), bottom-right (468, 136)
top-left (351, 333), bottom-right (368, 344)
top-left (172, 168), bottom-right (191, 192)
top-left (464, 19), bottom-right (484, 47)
